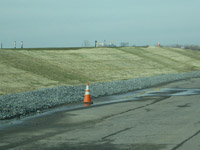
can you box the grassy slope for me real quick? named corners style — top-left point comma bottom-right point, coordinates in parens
top-left (0, 46), bottom-right (200, 95)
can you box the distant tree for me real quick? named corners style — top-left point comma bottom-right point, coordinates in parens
top-left (120, 42), bottom-right (129, 47)
top-left (174, 44), bottom-right (182, 48)
top-left (166, 44), bottom-right (183, 48)
top-left (170, 44), bottom-right (182, 48)
top-left (83, 40), bottom-right (90, 47)
top-left (184, 45), bottom-right (200, 51)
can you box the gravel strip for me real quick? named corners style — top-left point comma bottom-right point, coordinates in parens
top-left (1, 71), bottom-right (200, 120)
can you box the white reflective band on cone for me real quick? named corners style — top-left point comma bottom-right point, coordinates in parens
top-left (85, 92), bottom-right (90, 95)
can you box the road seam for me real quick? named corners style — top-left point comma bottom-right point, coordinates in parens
top-left (102, 127), bottom-right (132, 140)
top-left (171, 129), bottom-right (200, 150)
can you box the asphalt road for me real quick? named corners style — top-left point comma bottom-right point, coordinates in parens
top-left (0, 78), bottom-right (200, 150)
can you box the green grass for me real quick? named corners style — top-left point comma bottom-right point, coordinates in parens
top-left (0, 50), bottom-right (92, 83)
top-left (0, 46), bottom-right (200, 95)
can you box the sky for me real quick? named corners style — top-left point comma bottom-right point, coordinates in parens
top-left (0, 0), bottom-right (200, 48)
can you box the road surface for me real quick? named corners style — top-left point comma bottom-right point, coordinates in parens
top-left (0, 78), bottom-right (200, 150)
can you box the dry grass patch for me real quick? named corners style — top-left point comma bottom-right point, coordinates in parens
top-left (0, 47), bottom-right (200, 95)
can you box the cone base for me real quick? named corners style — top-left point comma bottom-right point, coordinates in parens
top-left (84, 101), bottom-right (93, 104)
top-left (83, 95), bottom-right (92, 104)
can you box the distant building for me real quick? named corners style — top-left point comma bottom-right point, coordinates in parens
top-left (95, 40), bottom-right (116, 47)
top-left (96, 42), bottom-right (105, 47)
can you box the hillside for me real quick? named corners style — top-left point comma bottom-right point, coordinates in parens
top-left (0, 46), bottom-right (200, 95)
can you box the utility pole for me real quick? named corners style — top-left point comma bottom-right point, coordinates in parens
top-left (21, 41), bottom-right (23, 49)
top-left (103, 40), bottom-right (106, 47)
top-left (1, 42), bottom-right (2, 49)
top-left (14, 41), bottom-right (16, 49)
top-left (95, 40), bottom-right (97, 47)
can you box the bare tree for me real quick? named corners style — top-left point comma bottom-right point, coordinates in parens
top-left (83, 40), bottom-right (90, 47)
top-left (120, 42), bottom-right (129, 47)
top-left (184, 45), bottom-right (200, 51)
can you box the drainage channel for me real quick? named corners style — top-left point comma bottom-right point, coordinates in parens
top-left (0, 87), bottom-right (200, 129)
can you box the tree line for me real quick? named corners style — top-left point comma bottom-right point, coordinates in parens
top-left (167, 44), bottom-right (200, 51)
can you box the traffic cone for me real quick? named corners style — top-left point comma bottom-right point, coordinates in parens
top-left (83, 83), bottom-right (93, 105)
top-left (158, 41), bottom-right (160, 47)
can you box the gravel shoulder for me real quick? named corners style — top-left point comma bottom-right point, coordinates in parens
top-left (1, 70), bottom-right (200, 120)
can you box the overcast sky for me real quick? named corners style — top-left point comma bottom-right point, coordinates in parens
top-left (1, 0), bottom-right (200, 48)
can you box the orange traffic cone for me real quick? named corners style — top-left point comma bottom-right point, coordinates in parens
top-left (83, 83), bottom-right (93, 105)
top-left (158, 41), bottom-right (160, 47)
